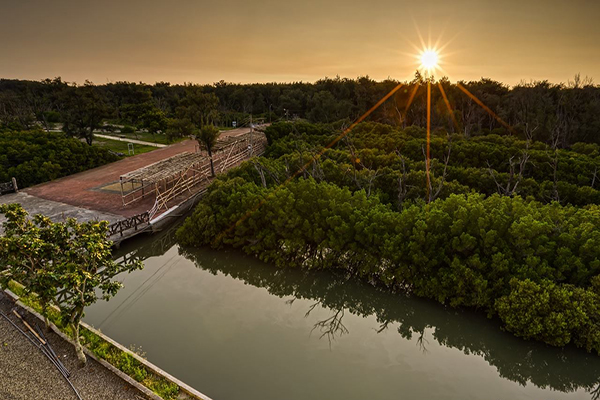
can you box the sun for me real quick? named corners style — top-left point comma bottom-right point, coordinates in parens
top-left (420, 49), bottom-right (439, 72)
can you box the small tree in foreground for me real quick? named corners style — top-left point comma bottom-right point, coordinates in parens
top-left (0, 203), bottom-right (143, 365)
top-left (0, 204), bottom-right (63, 329)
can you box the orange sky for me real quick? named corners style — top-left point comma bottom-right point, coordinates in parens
top-left (1, 0), bottom-right (599, 86)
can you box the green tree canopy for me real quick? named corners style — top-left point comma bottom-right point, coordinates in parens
top-left (0, 203), bottom-right (143, 364)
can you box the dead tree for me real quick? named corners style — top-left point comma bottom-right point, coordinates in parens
top-left (524, 121), bottom-right (538, 143)
top-left (415, 329), bottom-right (429, 354)
top-left (283, 158), bottom-right (292, 179)
top-left (545, 147), bottom-right (561, 203)
top-left (590, 382), bottom-right (600, 400)
top-left (252, 159), bottom-right (268, 188)
top-left (308, 149), bottom-right (325, 182)
top-left (394, 103), bottom-right (407, 128)
top-left (252, 159), bottom-right (282, 188)
top-left (545, 101), bottom-right (567, 202)
top-left (305, 303), bottom-right (349, 347)
top-left (488, 133), bottom-right (531, 197)
top-left (487, 153), bottom-right (530, 197)
top-left (395, 152), bottom-right (410, 211)
top-left (422, 134), bottom-right (452, 203)
top-left (344, 136), bottom-right (382, 198)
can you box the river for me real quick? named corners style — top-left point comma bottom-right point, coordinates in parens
top-left (85, 226), bottom-right (600, 400)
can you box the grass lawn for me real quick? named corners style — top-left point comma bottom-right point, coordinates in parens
top-left (93, 137), bottom-right (157, 156)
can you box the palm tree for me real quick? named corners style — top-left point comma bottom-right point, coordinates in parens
top-left (197, 125), bottom-right (221, 177)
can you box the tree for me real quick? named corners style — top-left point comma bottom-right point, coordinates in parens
top-left (0, 90), bottom-right (34, 130)
top-left (196, 125), bottom-right (221, 177)
top-left (166, 117), bottom-right (195, 142)
top-left (0, 204), bottom-right (61, 329)
top-left (0, 204), bottom-right (142, 365)
top-left (177, 86), bottom-right (219, 128)
top-left (23, 78), bottom-right (66, 132)
top-left (141, 107), bottom-right (167, 136)
top-left (60, 82), bottom-right (108, 145)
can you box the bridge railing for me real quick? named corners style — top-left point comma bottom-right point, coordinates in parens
top-left (107, 212), bottom-right (150, 237)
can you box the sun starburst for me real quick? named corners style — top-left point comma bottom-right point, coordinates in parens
top-left (418, 48), bottom-right (441, 76)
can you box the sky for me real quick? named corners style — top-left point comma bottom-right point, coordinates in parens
top-left (1, 0), bottom-right (599, 86)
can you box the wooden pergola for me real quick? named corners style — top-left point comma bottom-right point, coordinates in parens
top-left (119, 152), bottom-right (211, 209)
top-left (118, 131), bottom-right (268, 219)
top-left (210, 131), bottom-right (267, 172)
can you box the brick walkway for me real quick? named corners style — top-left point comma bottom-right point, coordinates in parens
top-left (24, 126), bottom-right (262, 218)
top-left (25, 140), bottom-right (198, 218)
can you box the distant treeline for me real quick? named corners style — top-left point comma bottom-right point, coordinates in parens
top-left (1, 73), bottom-right (599, 146)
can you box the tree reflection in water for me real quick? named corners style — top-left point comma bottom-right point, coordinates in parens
top-left (114, 229), bottom-right (600, 398)
top-left (304, 302), bottom-right (349, 346)
top-left (178, 245), bottom-right (600, 397)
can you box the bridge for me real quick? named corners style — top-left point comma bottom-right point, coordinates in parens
top-left (0, 127), bottom-right (267, 244)
top-left (106, 131), bottom-right (267, 242)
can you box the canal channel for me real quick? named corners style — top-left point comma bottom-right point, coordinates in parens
top-left (84, 224), bottom-right (600, 400)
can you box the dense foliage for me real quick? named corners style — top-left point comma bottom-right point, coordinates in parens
top-left (232, 122), bottom-right (600, 208)
top-left (177, 120), bottom-right (600, 353)
top-left (2, 74), bottom-right (600, 146)
top-left (0, 130), bottom-right (118, 187)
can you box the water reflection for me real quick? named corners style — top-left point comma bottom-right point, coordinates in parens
top-left (177, 246), bottom-right (600, 397)
top-left (114, 227), bottom-right (600, 398)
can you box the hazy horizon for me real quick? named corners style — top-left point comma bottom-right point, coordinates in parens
top-left (1, 0), bottom-right (599, 86)
top-left (1, 73), bottom-right (597, 88)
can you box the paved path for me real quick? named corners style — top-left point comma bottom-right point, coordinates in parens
top-left (94, 134), bottom-right (166, 148)
top-left (2, 126), bottom-right (263, 225)
top-left (23, 140), bottom-right (200, 218)
top-left (219, 124), bottom-right (268, 139)
top-left (0, 192), bottom-right (122, 235)
top-left (0, 292), bottom-right (149, 400)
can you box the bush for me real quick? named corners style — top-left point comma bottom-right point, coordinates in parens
top-left (496, 279), bottom-right (600, 351)
top-left (0, 130), bottom-right (119, 188)
top-left (121, 125), bottom-right (136, 134)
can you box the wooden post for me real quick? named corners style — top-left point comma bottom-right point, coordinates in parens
top-left (11, 177), bottom-right (18, 193)
top-left (120, 177), bottom-right (125, 206)
top-left (12, 310), bottom-right (45, 344)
